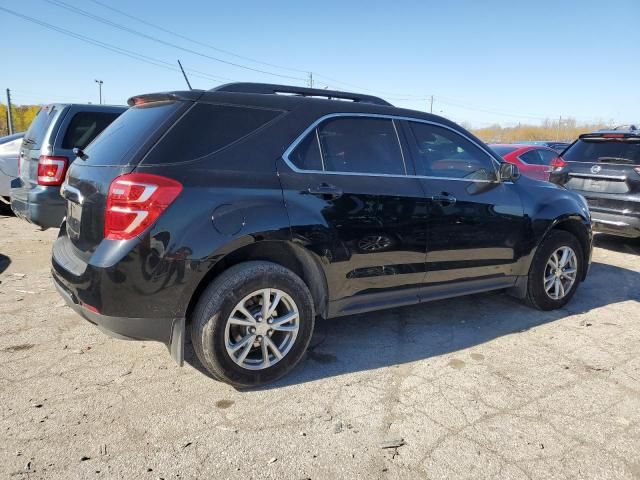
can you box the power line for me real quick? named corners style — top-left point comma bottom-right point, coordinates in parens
top-left (0, 6), bottom-right (236, 87)
top-left (42, 0), bottom-right (306, 82)
top-left (88, 0), bottom-right (311, 75)
top-left (65, 0), bottom-right (438, 100)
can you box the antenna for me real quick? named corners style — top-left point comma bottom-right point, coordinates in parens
top-left (177, 59), bottom-right (192, 90)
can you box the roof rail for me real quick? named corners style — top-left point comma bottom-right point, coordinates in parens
top-left (211, 82), bottom-right (393, 107)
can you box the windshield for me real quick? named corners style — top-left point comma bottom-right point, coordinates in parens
top-left (563, 139), bottom-right (640, 164)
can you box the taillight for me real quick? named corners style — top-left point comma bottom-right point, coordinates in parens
top-left (37, 156), bottom-right (69, 185)
top-left (104, 173), bottom-right (182, 240)
top-left (549, 157), bottom-right (567, 172)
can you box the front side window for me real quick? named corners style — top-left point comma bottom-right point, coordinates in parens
top-left (406, 122), bottom-right (497, 180)
top-left (289, 116), bottom-right (406, 175)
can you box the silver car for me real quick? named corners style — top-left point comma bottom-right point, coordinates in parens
top-left (0, 132), bottom-right (24, 209)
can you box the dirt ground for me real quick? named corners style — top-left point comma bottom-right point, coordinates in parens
top-left (1, 213), bottom-right (639, 480)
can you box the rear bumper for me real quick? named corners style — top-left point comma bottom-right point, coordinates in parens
top-left (52, 268), bottom-right (185, 365)
top-left (10, 179), bottom-right (65, 229)
top-left (590, 211), bottom-right (640, 238)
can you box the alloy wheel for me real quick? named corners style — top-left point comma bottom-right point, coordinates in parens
top-left (224, 288), bottom-right (299, 370)
top-left (543, 246), bottom-right (578, 300)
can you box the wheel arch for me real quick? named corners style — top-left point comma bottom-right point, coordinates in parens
top-left (184, 240), bottom-right (329, 325)
top-left (509, 214), bottom-right (591, 299)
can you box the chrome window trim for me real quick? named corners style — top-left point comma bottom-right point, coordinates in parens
top-left (282, 113), bottom-right (502, 183)
top-left (392, 119), bottom-right (408, 175)
top-left (314, 128), bottom-right (325, 171)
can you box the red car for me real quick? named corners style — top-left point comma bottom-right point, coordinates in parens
top-left (490, 144), bottom-right (565, 181)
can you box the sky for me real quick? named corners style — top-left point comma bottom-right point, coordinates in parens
top-left (1, 0), bottom-right (639, 127)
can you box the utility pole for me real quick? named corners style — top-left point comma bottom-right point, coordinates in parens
top-left (557, 115), bottom-right (561, 141)
top-left (6, 89), bottom-right (14, 135)
top-left (429, 95), bottom-right (434, 113)
top-left (94, 79), bottom-right (103, 105)
top-left (307, 72), bottom-right (314, 88)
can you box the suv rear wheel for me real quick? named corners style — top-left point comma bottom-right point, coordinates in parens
top-left (191, 261), bottom-right (315, 387)
top-left (526, 230), bottom-right (583, 310)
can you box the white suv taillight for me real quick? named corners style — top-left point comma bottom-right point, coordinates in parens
top-left (104, 173), bottom-right (182, 241)
top-left (37, 155), bottom-right (69, 185)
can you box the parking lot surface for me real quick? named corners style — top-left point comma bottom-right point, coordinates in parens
top-left (1, 214), bottom-right (639, 479)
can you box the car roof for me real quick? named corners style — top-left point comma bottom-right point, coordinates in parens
top-left (127, 83), bottom-right (464, 131)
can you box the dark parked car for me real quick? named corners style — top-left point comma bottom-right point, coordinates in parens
top-left (11, 103), bottom-right (126, 228)
top-left (550, 127), bottom-right (640, 238)
top-left (52, 83), bottom-right (592, 387)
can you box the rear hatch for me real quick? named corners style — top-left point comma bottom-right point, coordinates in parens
top-left (62, 97), bottom-right (192, 257)
top-left (555, 132), bottom-right (640, 212)
top-left (18, 105), bottom-right (65, 186)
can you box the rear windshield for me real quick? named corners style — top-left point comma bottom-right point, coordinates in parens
top-left (83, 102), bottom-right (181, 166)
top-left (23, 106), bottom-right (59, 149)
top-left (61, 111), bottom-right (122, 149)
top-left (142, 103), bottom-right (283, 164)
top-left (490, 145), bottom-right (518, 156)
top-left (563, 138), bottom-right (640, 165)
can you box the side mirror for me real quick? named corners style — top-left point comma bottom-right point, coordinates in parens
top-left (499, 162), bottom-right (520, 182)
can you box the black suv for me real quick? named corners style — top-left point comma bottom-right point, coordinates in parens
top-left (550, 126), bottom-right (640, 238)
top-left (52, 83), bottom-right (592, 387)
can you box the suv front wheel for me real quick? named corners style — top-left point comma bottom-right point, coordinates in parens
top-left (191, 261), bottom-right (315, 387)
top-left (526, 230), bottom-right (583, 310)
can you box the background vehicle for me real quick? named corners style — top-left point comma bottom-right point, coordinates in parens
top-left (11, 103), bottom-right (126, 228)
top-left (0, 132), bottom-right (24, 211)
top-left (520, 141), bottom-right (571, 153)
top-left (52, 83), bottom-right (592, 387)
top-left (550, 127), bottom-right (640, 238)
top-left (490, 143), bottom-right (563, 181)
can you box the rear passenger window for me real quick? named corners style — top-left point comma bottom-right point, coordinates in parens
top-left (145, 103), bottom-right (282, 164)
top-left (519, 150), bottom-right (545, 165)
top-left (289, 130), bottom-right (323, 170)
top-left (317, 117), bottom-right (405, 175)
top-left (407, 122), bottom-right (496, 180)
top-left (61, 112), bottom-right (122, 149)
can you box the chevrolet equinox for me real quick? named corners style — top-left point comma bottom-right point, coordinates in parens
top-left (52, 83), bottom-right (592, 387)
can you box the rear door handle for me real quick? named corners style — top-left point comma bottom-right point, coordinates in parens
top-left (431, 193), bottom-right (456, 205)
top-left (308, 183), bottom-right (343, 200)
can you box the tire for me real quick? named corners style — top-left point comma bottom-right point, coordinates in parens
top-left (526, 230), bottom-right (583, 311)
top-left (191, 261), bottom-right (315, 388)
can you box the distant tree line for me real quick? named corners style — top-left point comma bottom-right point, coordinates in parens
top-left (469, 118), bottom-right (611, 143)
top-left (1, 104), bottom-right (41, 136)
top-left (0, 103), bottom-right (614, 145)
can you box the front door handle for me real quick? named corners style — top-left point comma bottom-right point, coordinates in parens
top-left (308, 183), bottom-right (343, 200)
top-left (431, 193), bottom-right (456, 205)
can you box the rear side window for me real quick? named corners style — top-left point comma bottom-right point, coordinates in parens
top-left (519, 150), bottom-right (545, 165)
top-left (61, 111), bottom-right (122, 149)
top-left (563, 139), bottom-right (640, 165)
top-left (289, 130), bottom-right (323, 170)
top-left (84, 102), bottom-right (181, 166)
top-left (144, 103), bottom-right (282, 164)
top-left (23, 106), bottom-right (59, 149)
top-left (318, 118), bottom-right (405, 175)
